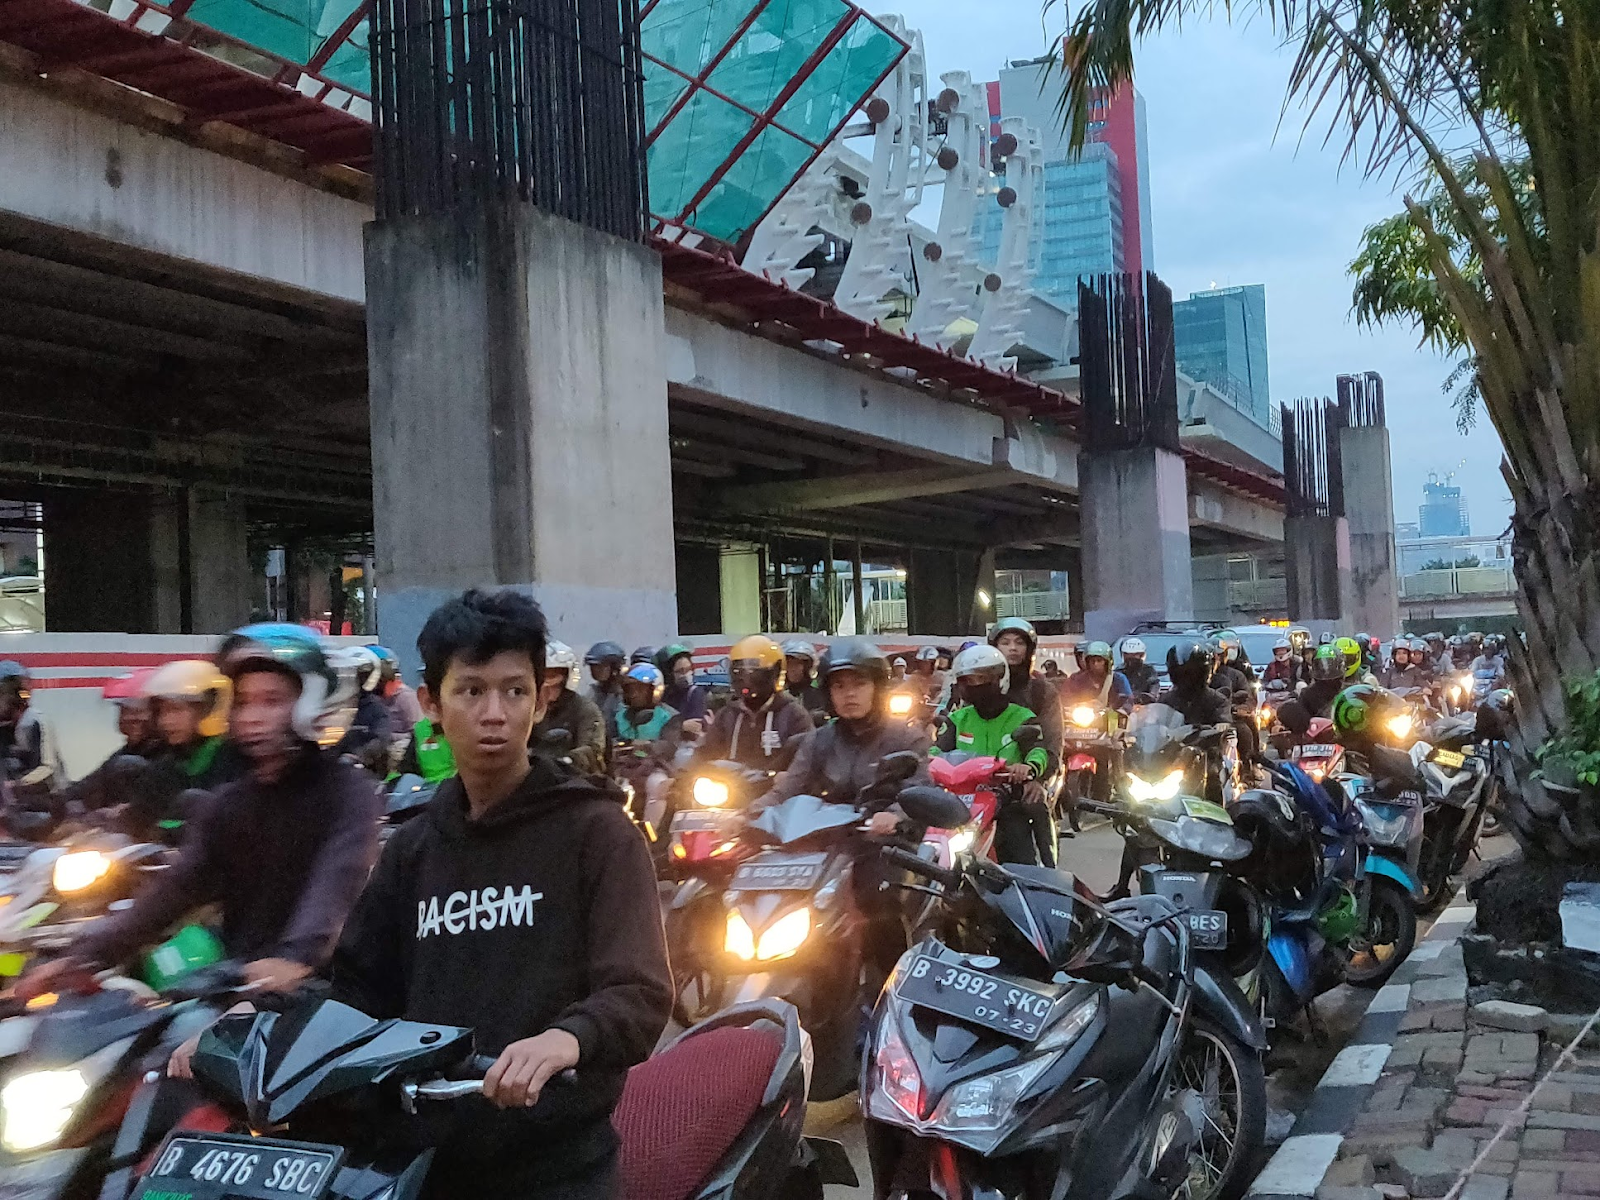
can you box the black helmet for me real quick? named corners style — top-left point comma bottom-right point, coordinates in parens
top-left (818, 638), bottom-right (890, 717)
top-left (630, 646), bottom-right (657, 666)
top-left (1166, 640), bottom-right (1216, 691)
top-left (1311, 644), bottom-right (1345, 682)
top-left (988, 617), bottom-right (1038, 655)
top-left (819, 637), bottom-right (890, 687)
top-left (585, 640), bottom-right (625, 668)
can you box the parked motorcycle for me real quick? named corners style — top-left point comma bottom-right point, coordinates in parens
top-left (663, 760), bottom-right (767, 1025)
top-left (85, 985), bottom-right (853, 1200)
top-left (715, 754), bottom-right (966, 1100)
top-left (864, 847), bottom-right (1267, 1200)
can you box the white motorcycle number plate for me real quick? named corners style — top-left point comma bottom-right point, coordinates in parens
top-left (134, 1132), bottom-right (341, 1200)
top-left (729, 852), bottom-right (827, 891)
top-left (895, 954), bottom-right (1054, 1041)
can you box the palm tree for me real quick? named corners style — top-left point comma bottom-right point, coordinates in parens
top-left (1046, 0), bottom-right (1600, 861)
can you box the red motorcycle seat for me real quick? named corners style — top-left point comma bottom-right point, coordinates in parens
top-left (613, 1025), bottom-right (783, 1200)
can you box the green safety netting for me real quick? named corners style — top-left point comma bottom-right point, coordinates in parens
top-left (158, 0), bottom-right (903, 238)
top-left (180, 0), bottom-right (370, 91)
top-left (642, 0), bottom-right (905, 242)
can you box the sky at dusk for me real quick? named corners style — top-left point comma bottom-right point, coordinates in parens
top-left (908, 1), bottom-right (1515, 536)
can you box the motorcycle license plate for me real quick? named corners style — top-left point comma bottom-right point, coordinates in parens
top-left (670, 810), bottom-right (726, 833)
top-left (1064, 727), bottom-right (1102, 742)
top-left (1432, 748), bottom-right (1466, 770)
top-left (134, 1132), bottom-right (341, 1200)
top-left (895, 954), bottom-right (1055, 1042)
top-left (729, 852), bottom-right (827, 891)
top-left (1186, 909), bottom-right (1228, 949)
top-left (1297, 744), bottom-right (1338, 759)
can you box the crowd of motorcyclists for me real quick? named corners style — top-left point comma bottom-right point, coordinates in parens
top-left (0, 608), bottom-right (1519, 1200)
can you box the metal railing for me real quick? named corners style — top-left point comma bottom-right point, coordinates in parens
top-left (1227, 578), bottom-right (1287, 612)
top-left (997, 591), bottom-right (1072, 620)
top-left (1399, 566), bottom-right (1514, 599)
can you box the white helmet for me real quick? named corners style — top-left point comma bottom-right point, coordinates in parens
top-left (915, 645), bottom-right (939, 661)
top-left (951, 643), bottom-right (1009, 691)
top-left (329, 645), bottom-right (383, 693)
top-left (545, 640), bottom-right (580, 689)
top-left (1121, 637), bottom-right (1147, 658)
top-left (1273, 637), bottom-right (1292, 652)
top-left (779, 639), bottom-right (818, 663)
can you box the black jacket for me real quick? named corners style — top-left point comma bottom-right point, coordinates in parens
top-left (695, 692), bottom-right (813, 771)
top-left (530, 689), bottom-right (607, 774)
top-left (77, 746), bottom-right (381, 968)
top-left (1122, 660), bottom-right (1160, 701)
top-left (329, 758), bottom-right (671, 1186)
top-left (1168, 684), bottom-right (1232, 729)
top-left (335, 692), bottom-right (396, 773)
top-left (1010, 670), bottom-right (1063, 778)
top-left (762, 715), bottom-right (931, 806)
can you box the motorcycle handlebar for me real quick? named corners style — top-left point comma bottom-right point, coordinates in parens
top-left (881, 845), bottom-right (960, 891)
top-left (408, 1060), bottom-right (576, 1103)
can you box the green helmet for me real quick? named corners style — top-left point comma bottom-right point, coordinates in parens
top-left (1311, 644), bottom-right (1346, 682)
top-left (1334, 636), bottom-right (1364, 679)
top-left (1084, 640), bottom-right (1113, 662)
top-left (1331, 683), bottom-right (1388, 738)
top-left (988, 617), bottom-right (1038, 653)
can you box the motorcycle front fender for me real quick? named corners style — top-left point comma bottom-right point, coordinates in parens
top-left (1192, 963), bottom-right (1269, 1052)
top-left (668, 877), bottom-right (711, 912)
top-left (1364, 851), bottom-right (1425, 902)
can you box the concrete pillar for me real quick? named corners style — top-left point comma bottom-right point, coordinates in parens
top-left (1339, 425), bottom-right (1401, 637)
top-left (150, 488), bottom-right (253, 634)
top-left (1079, 446), bottom-right (1194, 641)
top-left (1284, 515), bottom-right (1351, 631)
top-left (719, 544), bottom-right (761, 635)
top-left (1063, 546), bottom-right (1084, 634)
top-left (366, 203), bottom-right (677, 660)
top-left (906, 547), bottom-right (989, 637)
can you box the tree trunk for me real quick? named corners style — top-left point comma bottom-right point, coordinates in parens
top-left (1501, 461), bottom-right (1600, 862)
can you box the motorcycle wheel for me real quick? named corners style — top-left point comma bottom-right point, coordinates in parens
top-left (1339, 878), bottom-right (1418, 988)
top-left (1172, 1017), bottom-right (1267, 1200)
top-left (667, 906), bottom-right (725, 1027)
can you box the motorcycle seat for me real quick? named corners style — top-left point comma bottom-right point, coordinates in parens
top-left (613, 1024), bottom-right (783, 1200)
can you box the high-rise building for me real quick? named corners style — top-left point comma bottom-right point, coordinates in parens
top-left (1420, 473), bottom-right (1471, 537)
top-left (973, 59), bottom-right (1152, 302)
top-left (1172, 284), bottom-right (1272, 425)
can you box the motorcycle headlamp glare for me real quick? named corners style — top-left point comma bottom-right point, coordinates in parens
top-left (692, 777), bottom-right (730, 808)
top-left (1385, 713), bottom-right (1415, 740)
top-left (724, 908), bottom-right (811, 961)
top-left (888, 693), bottom-right (916, 717)
top-left (1, 1070), bottom-right (86, 1152)
top-left (1126, 769), bottom-right (1185, 803)
top-left (1070, 705), bottom-right (1097, 729)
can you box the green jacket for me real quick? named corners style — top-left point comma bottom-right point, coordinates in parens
top-left (410, 718), bottom-right (456, 783)
top-left (934, 704), bottom-right (1050, 775)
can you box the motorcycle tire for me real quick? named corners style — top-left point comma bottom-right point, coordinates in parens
top-left (667, 906), bottom-right (726, 1028)
top-left (1173, 1017), bottom-right (1268, 1200)
top-left (1340, 878), bottom-right (1418, 989)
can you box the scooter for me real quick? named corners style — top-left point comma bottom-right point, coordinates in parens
top-left (662, 761), bottom-right (766, 1026)
top-left (865, 845), bottom-right (1267, 1200)
top-left (114, 993), bottom-right (854, 1200)
top-left (714, 755), bottom-right (962, 1100)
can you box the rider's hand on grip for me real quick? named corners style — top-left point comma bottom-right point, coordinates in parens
top-left (483, 1028), bottom-right (580, 1109)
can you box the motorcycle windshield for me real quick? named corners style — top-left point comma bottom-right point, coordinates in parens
top-left (746, 793), bottom-right (861, 845)
top-left (1125, 704), bottom-right (1192, 758)
top-left (195, 999), bottom-right (474, 1127)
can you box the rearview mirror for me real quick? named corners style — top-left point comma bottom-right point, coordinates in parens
top-left (877, 750), bottom-right (921, 785)
top-left (895, 785), bottom-right (972, 830)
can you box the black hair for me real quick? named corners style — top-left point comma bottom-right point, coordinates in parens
top-left (418, 588), bottom-right (548, 697)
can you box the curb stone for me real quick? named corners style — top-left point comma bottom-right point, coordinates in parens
top-left (1248, 899), bottom-right (1479, 1199)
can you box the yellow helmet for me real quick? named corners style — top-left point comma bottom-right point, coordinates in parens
top-left (142, 659), bottom-right (231, 739)
top-left (729, 635), bottom-right (784, 695)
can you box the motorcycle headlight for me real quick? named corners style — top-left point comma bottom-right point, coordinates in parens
top-left (756, 908), bottom-right (812, 961)
top-left (1070, 705), bottom-right (1097, 729)
top-left (1257, 705), bottom-right (1274, 728)
top-left (1, 1070), bottom-right (87, 1152)
top-left (724, 911), bottom-right (756, 961)
top-left (51, 852), bottom-right (110, 895)
top-left (1355, 800), bottom-right (1415, 850)
top-left (945, 826), bottom-right (976, 857)
top-left (1127, 768), bottom-right (1185, 803)
top-left (929, 995), bottom-right (1098, 1135)
top-left (692, 777), bottom-right (730, 808)
top-left (888, 693), bottom-right (915, 717)
top-left (1386, 713), bottom-right (1415, 740)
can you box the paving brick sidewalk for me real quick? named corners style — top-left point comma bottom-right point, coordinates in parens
top-left (1246, 900), bottom-right (1600, 1200)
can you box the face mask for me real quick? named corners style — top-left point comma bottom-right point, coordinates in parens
top-left (965, 682), bottom-right (1007, 719)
